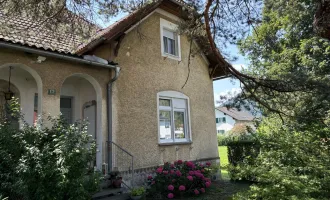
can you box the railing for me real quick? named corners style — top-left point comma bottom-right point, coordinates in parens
top-left (107, 141), bottom-right (134, 187)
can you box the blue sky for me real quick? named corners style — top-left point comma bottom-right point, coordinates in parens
top-left (213, 45), bottom-right (247, 106)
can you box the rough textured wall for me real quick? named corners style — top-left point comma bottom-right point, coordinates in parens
top-left (0, 49), bottom-right (111, 169)
top-left (97, 12), bottom-right (219, 169)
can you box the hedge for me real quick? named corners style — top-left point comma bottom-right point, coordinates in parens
top-left (227, 140), bottom-right (260, 181)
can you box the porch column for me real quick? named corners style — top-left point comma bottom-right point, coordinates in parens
top-left (41, 79), bottom-right (61, 121)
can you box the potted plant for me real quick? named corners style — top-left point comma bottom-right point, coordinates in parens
top-left (112, 176), bottom-right (122, 188)
top-left (130, 187), bottom-right (145, 200)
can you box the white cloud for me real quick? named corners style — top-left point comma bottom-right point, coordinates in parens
top-left (214, 88), bottom-right (241, 106)
top-left (232, 64), bottom-right (247, 72)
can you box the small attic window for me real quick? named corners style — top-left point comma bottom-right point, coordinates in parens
top-left (163, 29), bottom-right (178, 56)
top-left (160, 18), bottom-right (181, 61)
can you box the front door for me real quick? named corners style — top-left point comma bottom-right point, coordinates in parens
top-left (60, 97), bottom-right (72, 124)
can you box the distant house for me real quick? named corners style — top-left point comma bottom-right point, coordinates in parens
top-left (215, 107), bottom-right (254, 134)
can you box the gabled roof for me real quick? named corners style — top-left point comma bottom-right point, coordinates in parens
top-left (216, 107), bottom-right (254, 121)
top-left (0, 0), bottom-right (230, 79)
top-left (75, 0), bottom-right (230, 79)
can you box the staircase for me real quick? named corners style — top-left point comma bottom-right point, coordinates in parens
top-left (92, 141), bottom-right (134, 200)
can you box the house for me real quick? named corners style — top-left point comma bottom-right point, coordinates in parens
top-left (0, 0), bottom-right (230, 186)
top-left (215, 107), bottom-right (254, 134)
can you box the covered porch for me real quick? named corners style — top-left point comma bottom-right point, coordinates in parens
top-left (0, 63), bottom-right (105, 170)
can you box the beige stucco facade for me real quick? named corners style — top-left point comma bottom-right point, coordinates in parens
top-left (0, 9), bottom-right (219, 171)
top-left (92, 11), bottom-right (219, 169)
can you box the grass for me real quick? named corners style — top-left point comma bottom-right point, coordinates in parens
top-left (219, 146), bottom-right (230, 180)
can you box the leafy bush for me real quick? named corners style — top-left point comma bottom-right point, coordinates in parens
top-left (218, 127), bottom-right (256, 146)
top-left (217, 134), bottom-right (228, 146)
top-left (232, 116), bottom-right (330, 199)
top-left (0, 100), bottom-right (100, 200)
top-left (147, 160), bottom-right (213, 199)
top-left (130, 187), bottom-right (145, 196)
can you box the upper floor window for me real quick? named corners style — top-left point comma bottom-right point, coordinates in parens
top-left (160, 18), bottom-right (181, 61)
top-left (216, 117), bottom-right (226, 123)
top-left (158, 91), bottom-right (191, 144)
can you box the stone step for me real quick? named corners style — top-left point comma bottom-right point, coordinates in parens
top-left (92, 188), bottom-right (123, 200)
top-left (96, 193), bottom-right (130, 200)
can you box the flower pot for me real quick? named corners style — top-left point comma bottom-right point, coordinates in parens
top-left (112, 177), bottom-right (122, 188)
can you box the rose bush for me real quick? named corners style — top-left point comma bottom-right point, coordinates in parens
top-left (147, 160), bottom-right (213, 199)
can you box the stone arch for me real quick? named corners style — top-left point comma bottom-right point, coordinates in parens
top-left (60, 73), bottom-right (103, 170)
top-left (0, 63), bottom-right (43, 125)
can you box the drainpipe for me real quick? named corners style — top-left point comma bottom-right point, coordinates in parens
top-left (107, 67), bottom-right (120, 172)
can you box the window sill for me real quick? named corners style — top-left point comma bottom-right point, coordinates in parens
top-left (162, 53), bottom-right (181, 61)
top-left (158, 141), bottom-right (192, 146)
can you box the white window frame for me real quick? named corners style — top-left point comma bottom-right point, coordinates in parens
top-left (157, 91), bottom-right (191, 144)
top-left (160, 18), bottom-right (181, 61)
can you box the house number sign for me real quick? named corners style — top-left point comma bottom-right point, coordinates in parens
top-left (48, 89), bottom-right (56, 95)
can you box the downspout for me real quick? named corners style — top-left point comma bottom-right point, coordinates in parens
top-left (107, 66), bottom-right (120, 172)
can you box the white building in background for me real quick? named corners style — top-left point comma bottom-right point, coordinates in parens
top-left (215, 107), bottom-right (254, 134)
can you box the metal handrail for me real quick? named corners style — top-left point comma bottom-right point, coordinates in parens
top-left (107, 141), bottom-right (134, 187)
top-left (110, 141), bottom-right (134, 157)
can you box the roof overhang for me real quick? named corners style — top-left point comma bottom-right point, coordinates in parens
top-left (75, 0), bottom-right (231, 80)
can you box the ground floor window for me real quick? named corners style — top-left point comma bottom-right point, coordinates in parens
top-left (217, 130), bottom-right (225, 134)
top-left (158, 91), bottom-right (191, 144)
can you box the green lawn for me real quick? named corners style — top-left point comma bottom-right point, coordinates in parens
top-left (219, 146), bottom-right (230, 180)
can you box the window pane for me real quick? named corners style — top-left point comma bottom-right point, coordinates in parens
top-left (163, 37), bottom-right (177, 56)
top-left (174, 111), bottom-right (185, 139)
top-left (163, 37), bottom-right (168, 53)
top-left (159, 99), bottom-right (171, 107)
top-left (159, 110), bottom-right (172, 140)
top-left (173, 98), bottom-right (186, 109)
top-left (167, 38), bottom-right (173, 54)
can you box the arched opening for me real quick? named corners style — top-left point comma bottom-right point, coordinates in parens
top-left (0, 64), bottom-right (42, 126)
top-left (0, 79), bottom-right (20, 128)
top-left (60, 74), bottom-right (103, 170)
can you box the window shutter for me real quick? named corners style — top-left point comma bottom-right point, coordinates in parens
top-left (163, 29), bottom-right (175, 39)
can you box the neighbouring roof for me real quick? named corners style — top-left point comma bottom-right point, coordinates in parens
top-left (0, 10), bottom-right (98, 54)
top-left (216, 107), bottom-right (254, 121)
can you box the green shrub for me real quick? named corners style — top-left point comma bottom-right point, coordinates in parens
top-left (0, 100), bottom-right (100, 200)
top-left (233, 116), bottom-right (330, 199)
top-left (227, 141), bottom-right (260, 181)
top-left (218, 130), bottom-right (257, 146)
top-left (147, 160), bottom-right (213, 199)
top-left (217, 134), bottom-right (227, 146)
top-left (130, 187), bottom-right (145, 196)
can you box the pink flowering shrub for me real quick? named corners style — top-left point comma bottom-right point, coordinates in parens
top-left (147, 160), bottom-right (213, 198)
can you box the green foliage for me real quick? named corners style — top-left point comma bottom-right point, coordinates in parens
top-left (232, 116), bottom-right (330, 199)
top-left (147, 160), bottom-right (213, 199)
top-left (130, 187), bottom-right (145, 196)
top-left (217, 132), bottom-right (257, 146)
top-left (217, 134), bottom-right (227, 146)
top-left (0, 101), bottom-right (100, 200)
top-left (227, 141), bottom-right (260, 181)
top-left (235, 0), bottom-right (330, 121)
